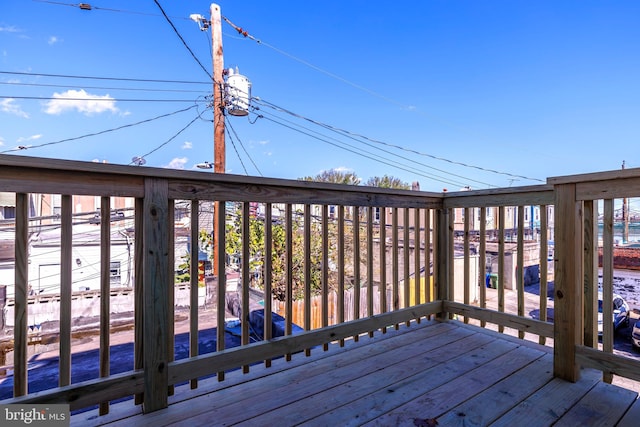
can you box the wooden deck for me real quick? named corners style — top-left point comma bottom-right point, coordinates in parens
top-left (72, 320), bottom-right (640, 427)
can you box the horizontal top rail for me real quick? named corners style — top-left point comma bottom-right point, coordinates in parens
top-left (442, 184), bottom-right (554, 208)
top-left (549, 167), bottom-right (640, 200)
top-left (0, 154), bottom-right (442, 207)
top-left (548, 166), bottom-right (640, 185)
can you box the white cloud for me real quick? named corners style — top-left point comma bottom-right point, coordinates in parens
top-left (43, 89), bottom-right (118, 115)
top-left (0, 98), bottom-right (29, 118)
top-left (16, 134), bottom-right (42, 143)
top-left (0, 25), bottom-right (20, 33)
top-left (182, 141), bottom-right (192, 150)
top-left (0, 136), bottom-right (4, 146)
top-left (165, 157), bottom-right (188, 169)
top-left (47, 36), bottom-right (61, 45)
top-left (332, 166), bottom-right (353, 173)
top-left (257, 139), bottom-right (269, 145)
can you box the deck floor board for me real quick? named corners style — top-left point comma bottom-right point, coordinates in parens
top-left (71, 320), bottom-right (639, 427)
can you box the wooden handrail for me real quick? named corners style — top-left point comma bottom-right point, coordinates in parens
top-left (2, 153), bottom-right (640, 416)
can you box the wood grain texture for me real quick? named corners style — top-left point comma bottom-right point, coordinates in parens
top-left (142, 178), bottom-right (170, 412)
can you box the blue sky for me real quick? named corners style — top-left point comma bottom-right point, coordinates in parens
top-left (1, 1), bottom-right (639, 192)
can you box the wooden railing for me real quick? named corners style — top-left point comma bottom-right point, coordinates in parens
top-left (551, 169), bottom-right (640, 384)
top-left (0, 154), bottom-right (639, 417)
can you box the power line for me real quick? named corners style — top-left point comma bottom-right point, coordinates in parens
top-left (253, 97), bottom-right (543, 184)
top-left (0, 70), bottom-right (209, 85)
top-left (152, 0), bottom-right (212, 81)
top-left (256, 112), bottom-right (468, 188)
top-left (226, 118), bottom-right (262, 176)
top-left (1, 81), bottom-right (206, 94)
top-left (225, 126), bottom-right (249, 175)
top-left (2, 95), bottom-right (202, 103)
top-left (0, 105), bottom-right (198, 154)
top-left (134, 114), bottom-right (201, 162)
top-left (252, 98), bottom-right (496, 187)
top-left (221, 16), bottom-right (426, 113)
top-left (32, 0), bottom-right (191, 20)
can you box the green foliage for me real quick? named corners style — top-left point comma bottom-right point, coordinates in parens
top-left (365, 175), bottom-right (411, 189)
top-left (300, 169), bottom-right (360, 185)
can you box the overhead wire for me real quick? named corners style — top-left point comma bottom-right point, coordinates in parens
top-left (25, 2), bottom-right (540, 186)
top-left (226, 118), bottom-right (262, 176)
top-left (0, 70), bottom-right (209, 85)
top-left (152, 0), bottom-right (212, 81)
top-left (33, 0), bottom-right (191, 19)
top-left (254, 111), bottom-right (469, 188)
top-left (221, 16), bottom-right (408, 110)
top-left (1, 81), bottom-right (206, 94)
top-left (134, 114), bottom-right (201, 163)
top-left (252, 97), bottom-right (497, 187)
top-left (221, 16), bottom-right (545, 185)
top-left (0, 105), bottom-right (198, 154)
top-left (253, 94), bottom-right (542, 185)
top-left (1, 95), bottom-right (202, 103)
top-left (225, 126), bottom-right (249, 175)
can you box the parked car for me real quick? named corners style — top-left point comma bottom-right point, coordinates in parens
top-left (632, 320), bottom-right (640, 349)
top-left (597, 292), bottom-right (629, 336)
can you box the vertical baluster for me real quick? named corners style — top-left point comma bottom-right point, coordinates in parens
top-left (517, 206), bottom-right (525, 339)
top-left (403, 208), bottom-right (410, 312)
top-left (353, 206), bottom-right (360, 340)
top-left (216, 199), bottom-right (226, 381)
top-left (602, 199), bottom-right (614, 383)
top-left (498, 206), bottom-right (505, 333)
top-left (424, 208), bottom-right (431, 305)
top-left (99, 196), bottom-right (111, 415)
top-left (538, 205), bottom-right (548, 346)
top-left (264, 203), bottom-right (273, 367)
top-left (583, 201), bottom-right (598, 348)
top-left (59, 195), bottom-right (72, 387)
top-left (285, 204), bottom-right (293, 361)
top-left (435, 207), bottom-right (450, 321)
top-left (134, 197), bottom-right (144, 405)
top-left (338, 205), bottom-right (345, 346)
top-left (379, 208), bottom-right (387, 332)
top-left (189, 200), bottom-right (199, 388)
top-left (322, 205), bottom-right (329, 348)
top-left (414, 207), bottom-right (421, 317)
top-left (367, 206), bottom-right (374, 336)
top-left (304, 204), bottom-right (311, 355)
top-left (479, 207), bottom-right (487, 328)
top-left (241, 202), bottom-right (250, 372)
top-left (392, 207), bottom-right (399, 329)
top-left (448, 208), bottom-right (455, 320)
top-left (167, 201), bottom-right (175, 397)
top-left (463, 207), bottom-right (470, 324)
top-left (14, 193), bottom-right (28, 397)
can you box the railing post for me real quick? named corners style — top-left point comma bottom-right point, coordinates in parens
top-left (435, 207), bottom-right (450, 320)
top-left (553, 183), bottom-right (583, 382)
top-left (143, 178), bottom-right (170, 412)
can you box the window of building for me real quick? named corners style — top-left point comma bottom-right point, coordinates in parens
top-left (1, 206), bottom-right (16, 219)
top-left (52, 194), bottom-right (61, 221)
top-left (110, 261), bottom-right (121, 286)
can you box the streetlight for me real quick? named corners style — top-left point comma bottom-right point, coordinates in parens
top-left (196, 161), bottom-right (213, 170)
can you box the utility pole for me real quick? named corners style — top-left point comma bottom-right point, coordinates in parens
top-left (212, 3), bottom-right (225, 174)
top-left (211, 4), bottom-right (225, 277)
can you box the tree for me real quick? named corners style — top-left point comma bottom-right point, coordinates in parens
top-left (365, 175), bottom-right (410, 189)
top-left (300, 169), bottom-right (360, 185)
